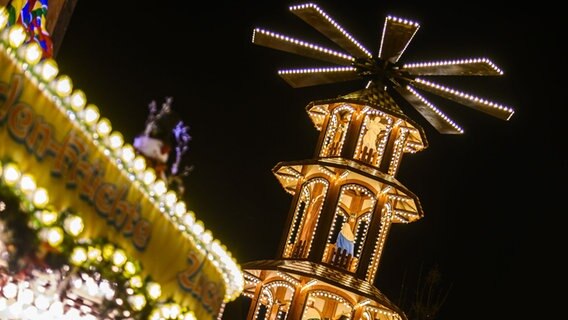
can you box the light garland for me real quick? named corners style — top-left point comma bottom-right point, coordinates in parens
top-left (0, 160), bottom-right (199, 319)
top-left (252, 28), bottom-right (354, 63)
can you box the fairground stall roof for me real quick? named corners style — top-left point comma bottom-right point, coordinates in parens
top-left (0, 6), bottom-right (243, 320)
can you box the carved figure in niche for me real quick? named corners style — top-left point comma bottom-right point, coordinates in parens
top-left (328, 113), bottom-right (350, 156)
top-left (361, 116), bottom-right (388, 154)
top-left (335, 216), bottom-right (355, 256)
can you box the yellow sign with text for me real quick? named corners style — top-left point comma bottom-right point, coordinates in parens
top-left (0, 50), bottom-right (225, 319)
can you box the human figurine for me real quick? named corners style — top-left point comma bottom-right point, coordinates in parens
top-left (335, 219), bottom-right (355, 256)
top-left (133, 97), bottom-right (192, 196)
top-left (362, 116), bottom-right (387, 154)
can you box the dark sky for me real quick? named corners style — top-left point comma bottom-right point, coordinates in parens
top-left (55, 1), bottom-right (561, 319)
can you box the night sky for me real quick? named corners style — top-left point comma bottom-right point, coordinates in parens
top-left (54, 1), bottom-right (561, 319)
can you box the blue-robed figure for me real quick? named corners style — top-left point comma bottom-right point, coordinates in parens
top-left (335, 221), bottom-right (354, 256)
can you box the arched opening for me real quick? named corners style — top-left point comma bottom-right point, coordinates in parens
top-left (320, 105), bottom-right (354, 157)
top-left (301, 290), bottom-right (353, 320)
top-left (323, 184), bottom-right (376, 272)
top-left (284, 178), bottom-right (329, 258)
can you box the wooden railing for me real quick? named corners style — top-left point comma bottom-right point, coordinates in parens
top-left (323, 243), bottom-right (358, 272)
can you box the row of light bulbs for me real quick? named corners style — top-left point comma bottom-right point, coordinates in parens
top-left (0, 160), bottom-right (200, 319)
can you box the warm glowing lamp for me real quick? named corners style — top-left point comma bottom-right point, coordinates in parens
top-left (83, 104), bottom-right (100, 124)
top-left (96, 118), bottom-right (112, 136)
top-left (109, 132), bottom-right (124, 150)
top-left (70, 247), bottom-right (88, 265)
top-left (19, 174), bottom-right (36, 193)
top-left (2, 163), bottom-right (21, 185)
top-left (23, 42), bottom-right (43, 65)
top-left (47, 227), bottom-right (64, 246)
top-left (8, 24), bottom-right (26, 48)
top-left (63, 215), bottom-right (84, 237)
top-left (112, 249), bottom-right (128, 267)
top-left (69, 90), bottom-right (87, 111)
top-left (146, 282), bottom-right (162, 300)
top-left (32, 188), bottom-right (49, 208)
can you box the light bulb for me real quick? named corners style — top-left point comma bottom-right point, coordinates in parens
top-left (123, 261), bottom-right (136, 276)
top-left (54, 75), bottom-right (73, 97)
top-left (36, 58), bottom-right (59, 81)
top-left (23, 42), bottom-right (43, 65)
top-left (121, 144), bottom-right (136, 163)
top-left (112, 249), bottom-right (127, 267)
top-left (146, 282), bottom-right (162, 300)
top-left (164, 191), bottom-right (177, 207)
top-left (87, 246), bottom-right (102, 261)
top-left (83, 104), bottom-right (100, 124)
top-left (19, 174), bottom-right (36, 192)
top-left (96, 118), bottom-right (112, 136)
top-left (109, 131), bottom-right (124, 149)
top-left (152, 180), bottom-right (167, 196)
top-left (32, 188), bottom-right (49, 207)
top-left (63, 215), bottom-right (84, 237)
top-left (39, 210), bottom-right (58, 225)
top-left (174, 201), bottom-right (186, 217)
top-left (2, 282), bottom-right (17, 298)
top-left (69, 90), bottom-right (86, 111)
top-left (143, 168), bottom-right (156, 185)
top-left (70, 247), bottom-right (87, 265)
top-left (47, 227), bottom-right (64, 246)
top-left (2, 163), bottom-right (21, 185)
top-left (133, 156), bottom-right (146, 172)
top-left (128, 294), bottom-right (146, 311)
top-left (8, 24), bottom-right (27, 47)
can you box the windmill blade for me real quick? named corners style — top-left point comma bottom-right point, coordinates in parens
top-left (252, 28), bottom-right (355, 65)
top-left (395, 85), bottom-right (464, 134)
top-left (378, 16), bottom-right (420, 63)
top-left (411, 78), bottom-right (515, 120)
top-left (278, 66), bottom-right (360, 88)
top-left (289, 3), bottom-right (373, 59)
top-left (401, 58), bottom-right (504, 76)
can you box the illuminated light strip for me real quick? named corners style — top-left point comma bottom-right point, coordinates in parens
top-left (387, 15), bottom-right (419, 27)
top-left (387, 194), bottom-right (411, 202)
top-left (378, 16), bottom-right (420, 60)
top-left (252, 28), bottom-right (355, 62)
top-left (365, 305), bottom-right (400, 318)
top-left (278, 66), bottom-right (356, 74)
top-left (276, 271), bottom-right (300, 286)
top-left (414, 78), bottom-right (515, 119)
top-left (289, 3), bottom-right (373, 58)
top-left (366, 205), bottom-right (392, 282)
top-left (393, 209), bottom-right (419, 220)
top-left (320, 104), bottom-right (354, 157)
top-left (403, 57), bottom-right (504, 75)
top-left (0, 30), bottom-right (244, 301)
top-left (406, 85), bottom-right (464, 133)
top-left (310, 290), bottom-right (351, 306)
top-left (265, 281), bottom-right (296, 292)
top-left (304, 179), bottom-right (329, 256)
top-left (388, 129), bottom-right (408, 176)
